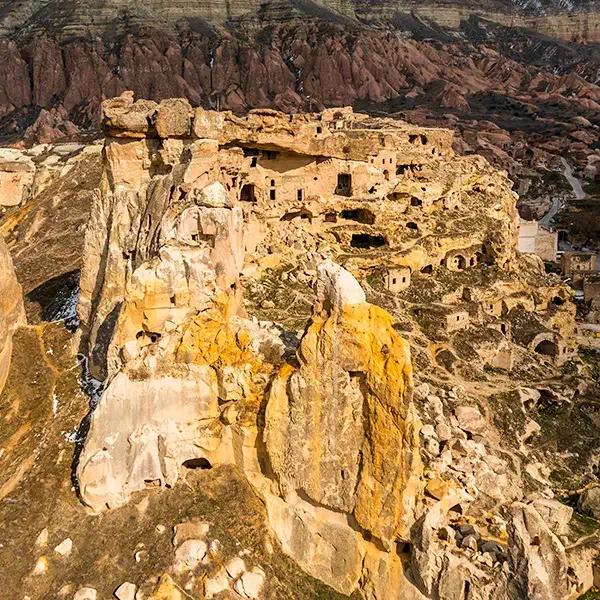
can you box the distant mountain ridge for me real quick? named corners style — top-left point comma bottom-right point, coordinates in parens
top-left (1, 0), bottom-right (599, 38)
top-left (0, 0), bottom-right (597, 156)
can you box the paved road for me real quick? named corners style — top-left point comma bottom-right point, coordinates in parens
top-left (561, 157), bottom-right (586, 200)
top-left (539, 195), bottom-right (562, 228)
top-left (538, 158), bottom-right (585, 237)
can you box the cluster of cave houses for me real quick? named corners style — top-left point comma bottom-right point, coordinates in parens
top-left (519, 217), bottom-right (600, 330)
top-left (562, 252), bottom-right (600, 328)
top-left (170, 107), bottom-right (573, 370)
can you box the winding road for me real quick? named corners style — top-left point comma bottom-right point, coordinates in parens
top-left (561, 157), bottom-right (586, 200)
top-left (539, 196), bottom-right (562, 228)
top-left (538, 158), bottom-right (585, 232)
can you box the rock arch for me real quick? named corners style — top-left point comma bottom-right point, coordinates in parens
top-left (531, 334), bottom-right (560, 358)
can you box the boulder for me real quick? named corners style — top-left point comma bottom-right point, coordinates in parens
top-left (103, 92), bottom-right (157, 137)
top-left (35, 528), bottom-right (48, 548)
top-left (532, 498), bottom-right (573, 536)
top-left (204, 568), bottom-right (229, 598)
top-left (234, 567), bottom-right (266, 599)
top-left (54, 538), bottom-right (73, 557)
top-left (507, 502), bottom-right (568, 600)
top-left (149, 575), bottom-right (183, 600)
top-left (154, 98), bottom-right (192, 138)
top-left (453, 405), bottom-right (486, 435)
top-left (174, 539), bottom-right (207, 571)
top-left (578, 486), bottom-right (600, 520)
top-left (73, 588), bottom-right (97, 600)
top-left (225, 557), bottom-right (246, 579)
top-left (114, 582), bottom-right (137, 600)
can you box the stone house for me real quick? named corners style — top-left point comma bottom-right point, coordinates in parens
top-left (517, 218), bottom-right (557, 263)
top-left (385, 267), bottom-right (411, 292)
top-left (561, 252), bottom-right (597, 281)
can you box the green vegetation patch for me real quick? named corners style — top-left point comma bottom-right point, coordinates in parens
top-left (488, 390), bottom-right (527, 447)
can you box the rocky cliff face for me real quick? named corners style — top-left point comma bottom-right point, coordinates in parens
top-left (0, 234), bottom-right (24, 394)
top-left (0, 0), bottom-right (598, 180)
top-left (265, 260), bottom-right (421, 546)
top-left (54, 98), bottom-right (599, 600)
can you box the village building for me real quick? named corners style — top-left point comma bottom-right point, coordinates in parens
top-left (517, 218), bottom-right (558, 262)
top-left (561, 251), bottom-right (597, 278)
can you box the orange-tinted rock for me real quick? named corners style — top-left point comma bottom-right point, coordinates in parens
top-left (0, 236), bottom-right (25, 394)
top-left (265, 261), bottom-right (422, 546)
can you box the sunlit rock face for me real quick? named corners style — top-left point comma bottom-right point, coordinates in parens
top-left (263, 260), bottom-right (422, 593)
top-left (0, 235), bottom-right (25, 395)
top-left (76, 173), bottom-right (276, 511)
top-left (0, 149), bottom-right (34, 208)
top-left (73, 96), bottom-right (586, 599)
top-left (265, 260), bottom-right (421, 545)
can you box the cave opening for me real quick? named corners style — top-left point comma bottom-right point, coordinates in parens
top-left (340, 208), bottom-right (376, 225)
top-left (455, 255), bottom-right (467, 270)
top-left (534, 340), bottom-right (558, 357)
top-left (182, 457), bottom-right (212, 470)
top-left (350, 234), bottom-right (386, 249)
top-left (240, 184), bottom-right (256, 203)
top-left (281, 209), bottom-right (312, 222)
top-left (335, 173), bottom-right (352, 196)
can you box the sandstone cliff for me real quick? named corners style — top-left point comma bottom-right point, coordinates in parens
top-left (61, 99), bottom-right (595, 600)
top-left (0, 234), bottom-right (24, 394)
top-left (265, 260), bottom-right (421, 546)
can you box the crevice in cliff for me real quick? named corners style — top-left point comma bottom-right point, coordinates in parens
top-left (69, 353), bottom-right (104, 501)
top-left (26, 269), bottom-right (80, 331)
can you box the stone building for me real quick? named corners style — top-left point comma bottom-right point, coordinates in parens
top-left (583, 274), bottom-right (600, 303)
top-left (583, 275), bottom-right (600, 324)
top-left (561, 251), bottom-right (597, 281)
top-left (385, 267), bottom-right (411, 292)
top-left (517, 218), bottom-right (558, 262)
top-left (413, 305), bottom-right (470, 334)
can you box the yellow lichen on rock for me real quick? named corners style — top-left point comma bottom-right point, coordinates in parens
top-left (149, 574), bottom-right (184, 600)
top-left (0, 235), bottom-right (25, 395)
top-left (265, 261), bottom-right (422, 548)
top-left (176, 302), bottom-right (254, 368)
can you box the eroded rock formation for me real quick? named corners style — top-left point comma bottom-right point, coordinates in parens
top-left (0, 235), bottom-right (25, 394)
top-left (69, 97), bottom-right (594, 599)
top-left (262, 260), bottom-right (422, 593)
top-left (265, 260), bottom-right (421, 545)
top-left (77, 177), bottom-right (278, 509)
